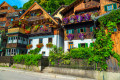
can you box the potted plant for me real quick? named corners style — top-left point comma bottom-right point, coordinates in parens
top-left (36, 43), bottom-right (44, 48)
top-left (76, 15), bottom-right (83, 22)
top-left (25, 28), bottom-right (31, 34)
top-left (26, 16), bottom-right (29, 19)
top-left (36, 13), bottom-right (41, 16)
top-left (26, 44), bottom-right (33, 49)
top-left (33, 25), bottom-right (40, 32)
top-left (46, 42), bottom-right (53, 48)
top-left (67, 34), bottom-right (74, 40)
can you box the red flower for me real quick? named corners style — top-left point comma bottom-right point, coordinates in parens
top-left (101, 39), bottom-right (103, 40)
top-left (36, 43), bottom-right (44, 48)
top-left (93, 41), bottom-right (94, 43)
top-left (109, 30), bottom-right (110, 32)
top-left (96, 28), bottom-right (98, 29)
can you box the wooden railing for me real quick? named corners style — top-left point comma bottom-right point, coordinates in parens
top-left (26, 15), bottom-right (45, 21)
top-left (8, 27), bottom-right (25, 34)
top-left (0, 9), bottom-right (8, 13)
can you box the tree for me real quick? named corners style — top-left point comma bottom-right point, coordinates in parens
top-left (12, 5), bottom-right (18, 9)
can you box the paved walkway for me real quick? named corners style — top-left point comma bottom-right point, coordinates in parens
top-left (0, 67), bottom-right (95, 80)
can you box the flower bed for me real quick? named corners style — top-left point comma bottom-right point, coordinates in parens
top-left (26, 44), bottom-right (33, 49)
top-left (46, 43), bottom-right (53, 48)
top-left (36, 43), bottom-right (44, 48)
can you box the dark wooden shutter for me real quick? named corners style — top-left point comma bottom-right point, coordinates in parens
top-left (104, 5), bottom-right (107, 11)
top-left (90, 43), bottom-right (93, 47)
top-left (113, 3), bottom-right (117, 9)
top-left (84, 27), bottom-right (86, 32)
top-left (72, 29), bottom-right (74, 34)
top-left (66, 30), bottom-right (68, 34)
top-left (77, 28), bottom-right (80, 33)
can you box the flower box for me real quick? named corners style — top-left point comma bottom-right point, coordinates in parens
top-left (36, 13), bottom-right (41, 17)
top-left (79, 33), bottom-right (84, 40)
top-left (67, 34), bottom-right (74, 40)
top-left (46, 43), bottom-right (53, 48)
top-left (36, 43), bottom-right (44, 48)
top-left (26, 44), bottom-right (32, 49)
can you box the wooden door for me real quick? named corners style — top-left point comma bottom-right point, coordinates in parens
top-left (68, 42), bottom-right (73, 49)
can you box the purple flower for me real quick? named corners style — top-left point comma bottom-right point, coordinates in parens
top-left (79, 33), bottom-right (84, 40)
top-left (84, 14), bottom-right (90, 21)
top-left (58, 60), bottom-right (59, 61)
top-left (76, 15), bottom-right (83, 22)
top-left (67, 34), bottom-right (74, 40)
top-left (58, 63), bottom-right (59, 64)
top-left (63, 18), bottom-right (68, 24)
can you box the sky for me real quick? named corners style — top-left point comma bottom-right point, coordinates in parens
top-left (0, 0), bottom-right (29, 8)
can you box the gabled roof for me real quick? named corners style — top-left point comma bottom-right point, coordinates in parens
top-left (61, 0), bottom-right (83, 15)
top-left (52, 5), bottom-right (68, 16)
top-left (19, 2), bottom-right (58, 25)
top-left (0, 1), bottom-right (15, 11)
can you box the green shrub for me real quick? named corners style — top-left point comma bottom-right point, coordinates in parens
top-left (70, 47), bottom-right (92, 59)
top-left (29, 48), bottom-right (41, 54)
top-left (13, 54), bottom-right (42, 66)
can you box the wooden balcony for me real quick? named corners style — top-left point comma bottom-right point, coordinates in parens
top-left (0, 9), bottom-right (7, 14)
top-left (65, 32), bottom-right (94, 40)
top-left (6, 43), bottom-right (26, 48)
top-left (0, 17), bottom-right (7, 22)
top-left (26, 15), bottom-right (45, 21)
top-left (8, 27), bottom-right (25, 34)
top-left (29, 27), bottom-right (53, 36)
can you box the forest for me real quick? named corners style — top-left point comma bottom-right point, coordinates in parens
top-left (13, 0), bottom-right (75, 15)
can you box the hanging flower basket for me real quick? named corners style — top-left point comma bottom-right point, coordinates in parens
top-left (63, 17), bottom-right (69, 24)
top-left (76, 15), bottom-right (83, 22)
top-left (26, 44), bottom-right (33, 49)
top-left (67, 34), bottom-right (74, 40)
top-left (79, 33), bottom-right (84, 40)
top-left (84, 14), bottom-right (91, 21)
top-left (46, 42), bottom-right (53, 48)
top-left (36, 43), bottom-right (44, 48)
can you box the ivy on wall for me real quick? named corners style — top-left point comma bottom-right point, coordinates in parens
top-left (91, 9), bottom-right (120, 70)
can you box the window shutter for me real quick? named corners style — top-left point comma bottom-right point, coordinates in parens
top-left (85, 43), bottom-right (88, 48)
top-left (90, 26), bottom-right (93, 32)
top-left (104, 5), bottom-right (107, 11)
top-left (78, 43), bottom-right (81, 48)
top-left (84, 27), bottom-right (86, 32)
top-left (113, 3), bottom-right (117, 9)
top-left (66, 30), bottom-right (68, 34)
top-left (90, 43), bottom-right (93, 47)
top-left (72, 29), bottom-right (74, 34)
top-left (77, 28), bottom-right (80, 33)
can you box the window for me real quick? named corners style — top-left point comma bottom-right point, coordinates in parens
top-left (90, 26), bottom-right (93, 32)
top-left (104, 3), bottom-right (117, 11)
top-left (8, 7), bottom-right (10, 10)
top-left (42, 51), bottom-right (46, 56)
top-left (78, 43), bottom-right (88, 48)
top-left (48, 38), bottom-right (52, 43)
top-left (39, 38), bottom-right (43, 43)
top-left (66, 29), bottom-right (74, 34)
top-left (11, 49), bottom-right (16, 55)
top-left (29, 39), bottom-right (32, 44)
top-left (77, 27), bottom-right (86, 33)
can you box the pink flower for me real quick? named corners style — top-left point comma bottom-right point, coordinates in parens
top-left (96, 28), bottom-right (97, 29)
top-left (93, 41), bottom-right (94, 43)
top-left (58, 63), bottom-right (59, 64)
top-left (41, 28), bottom-right (43, 30)
top-left (101, 39), bottom-right (103, 40)
top-left (109, 30), bottom-right (110, 32)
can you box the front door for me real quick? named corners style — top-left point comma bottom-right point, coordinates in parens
top-left (68, 42), bottom-right (73, 49)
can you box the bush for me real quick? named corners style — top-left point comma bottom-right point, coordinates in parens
top-left (13, 54), bottom-right (42, 66)
top-left (29, 48), bottom-right (41, 54)
top-left (70, 47), bottom-right (92, 59)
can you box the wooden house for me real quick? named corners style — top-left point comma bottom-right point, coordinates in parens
top-left (6, 2), bottom-right (64, 56)
top-left (0, 1), bottom-right (25, 56)
top-left (61, 0), bottom-right (119, 52)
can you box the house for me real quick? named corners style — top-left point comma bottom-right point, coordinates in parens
top-left (6, 2), bottom-right (64, 56)
top-left (60, 0), bottom-right (119, 52)
top-left (52, 5), bottom-right (68, 20)
top-left (0, 1), bottom-right (25, 56)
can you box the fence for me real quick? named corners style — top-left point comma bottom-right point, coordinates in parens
top-left (49, 58), bottom-right (120, 72)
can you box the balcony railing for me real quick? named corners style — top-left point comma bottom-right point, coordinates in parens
top-left (26, 15), bottom-right (45, 21)
top-left (8, 27), bottom-right (25, 34)
top-left (62, 11), bottom-right (100, 25)
top-left (0, 9), bottom-right (8, 13)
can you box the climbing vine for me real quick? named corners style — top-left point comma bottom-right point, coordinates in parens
top-left (90, 9), bottom-right (120, 70)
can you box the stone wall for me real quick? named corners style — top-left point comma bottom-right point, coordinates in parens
top-left (45, 67), bottom-right (120, 80)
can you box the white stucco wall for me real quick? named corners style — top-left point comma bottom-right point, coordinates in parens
top-left (28, 35), bottom-right (63, 56)
top-left (64, 39), bottom-right (96, 52)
